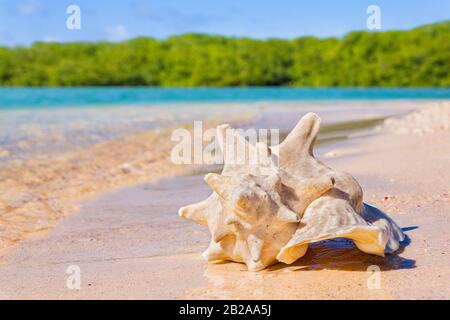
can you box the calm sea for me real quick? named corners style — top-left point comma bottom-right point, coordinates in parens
top-left (0, 87), bottom-right (449, 109)
top-left (0, 87), bottom-right (448, 159)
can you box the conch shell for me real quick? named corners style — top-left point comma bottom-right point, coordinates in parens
top-left (179, 113), bottom-right (405, 271)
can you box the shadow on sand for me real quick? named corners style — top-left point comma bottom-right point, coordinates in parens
top-left (265, 226), bottom-right (417, 272)
top-left (196, 227), bottom-right (418, 299)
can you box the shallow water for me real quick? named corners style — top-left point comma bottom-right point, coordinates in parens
top-left (0, 103), bottom-right (251, 160)
top-left (0, 100), bottom-right (420, 161)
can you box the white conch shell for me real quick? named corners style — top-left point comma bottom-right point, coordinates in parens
top-left (179, 113), bottom-right (405, 271)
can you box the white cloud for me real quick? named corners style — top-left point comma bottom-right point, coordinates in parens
top-left (17, 0), bottom-right (41, 16)
top-left (42, 35), bottom-right (58, 43)
top-left (106, 24), bottom-right (129, 42)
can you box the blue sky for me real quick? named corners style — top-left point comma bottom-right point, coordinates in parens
top-left (0, 0), bottom-right (449, 46)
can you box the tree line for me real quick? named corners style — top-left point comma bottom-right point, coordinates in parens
top-left (0, 21), bottom-right (448, 87)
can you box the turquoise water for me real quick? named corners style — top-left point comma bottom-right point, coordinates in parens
top-left (0, 87), bottom-right (447, 160)
top-left (0, 87), bottom-right (449, 109)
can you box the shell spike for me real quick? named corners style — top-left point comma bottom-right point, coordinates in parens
top-left (280, 112), bottom-right (321, 156)
top-left (202, 241), bottom-right (226, 261)
top-left (216, 124), bottom-right (256, 167)
top-left (204, 173), bottom-right (232, 199)
top-left (178, 203), bottom-right (208, 225)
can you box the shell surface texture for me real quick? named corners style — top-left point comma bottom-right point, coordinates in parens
top-left (179, 113), bottom-right (405, 271)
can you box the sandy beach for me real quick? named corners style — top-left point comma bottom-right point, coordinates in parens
top-left (0, 101), bottom-right (449, 299)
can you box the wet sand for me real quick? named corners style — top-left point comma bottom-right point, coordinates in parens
top-left (0, 113), bottom-right (252, 256)
top-left (0, 176), bottom-right (210, 299)
top-left (1, 101), bottom-right (449, 299)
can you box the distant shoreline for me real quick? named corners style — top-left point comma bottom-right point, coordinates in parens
top-left (0, 21), bottom-right (448, 87)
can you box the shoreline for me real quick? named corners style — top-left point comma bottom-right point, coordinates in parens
top-left (0, 113), bottom-right (252, 258)
top-left (0, 101), bottom-right (449, 299)
top-left (1, 100), bottom-right (432, 258)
